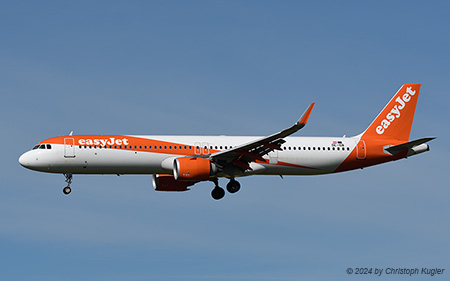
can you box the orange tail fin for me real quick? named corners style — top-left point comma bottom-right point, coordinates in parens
top-left (362, 84), bottom-right (421, 141)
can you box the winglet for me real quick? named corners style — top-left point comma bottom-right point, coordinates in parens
top-left (297, 103), bottom-right (315, 126)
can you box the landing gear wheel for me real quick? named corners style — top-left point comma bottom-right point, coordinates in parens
top-left (226, 180), bottom-right (241, 194)
top-left (63, 173), bottom-right (73, 195)
top-left (211, 187), bottom-right (225, 200)
top-left (63, 186), bottom-right (72, 195)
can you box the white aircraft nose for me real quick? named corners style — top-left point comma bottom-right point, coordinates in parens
top-left (18, 151), bottom-right (32, 168)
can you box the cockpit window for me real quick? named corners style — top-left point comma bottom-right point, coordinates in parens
top-left (39, 144), bottom-right (46, 149)
top-left (32, 145), bottom-right (39, 150)
top-left (46, 144), bottom-right (52, 149)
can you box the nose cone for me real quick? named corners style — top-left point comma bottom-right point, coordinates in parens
top-left (19, 151), bottom-right (32, 169)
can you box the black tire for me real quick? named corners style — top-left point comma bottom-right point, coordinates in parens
top-left (211, 187), bottom-right (225, 200)
top-left (226, 180), bottom-right (241, 194)
top-left (63, 186), bottom-right (71, 195)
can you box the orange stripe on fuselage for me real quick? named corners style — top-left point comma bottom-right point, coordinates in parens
top-left (39, 135), bottom-right (221, 156)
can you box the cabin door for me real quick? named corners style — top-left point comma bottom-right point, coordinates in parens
top-left (64, 138), bottom-right (76, 158)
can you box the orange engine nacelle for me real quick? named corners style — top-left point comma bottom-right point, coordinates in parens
top-left (174, 157), bottom-right (217, 181)
top-left (152, 174), bottom-right (191, 192)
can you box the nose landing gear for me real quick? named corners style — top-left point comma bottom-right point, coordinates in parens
top-left (63, 173), bottom-right (72, 195)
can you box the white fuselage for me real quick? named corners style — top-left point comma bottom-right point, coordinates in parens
top-left (19, 135), bottom-right (356, 177)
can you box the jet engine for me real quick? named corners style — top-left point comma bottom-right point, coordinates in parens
top-left (173, 157), bottom-right (217, 181)
top-left (152, 174), bottom-right (192, 192)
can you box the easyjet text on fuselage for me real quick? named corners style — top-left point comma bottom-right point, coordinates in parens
top-left (78, 138), bottom-right (129, 146)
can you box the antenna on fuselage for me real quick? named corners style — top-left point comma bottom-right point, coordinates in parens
top-left (69, 131), bottom-right (73, 136)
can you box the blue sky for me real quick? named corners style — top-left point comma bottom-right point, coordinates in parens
top-left (1, 1), bottom-right (449, 280)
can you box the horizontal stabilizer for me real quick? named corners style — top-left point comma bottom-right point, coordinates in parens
top-left (384, 137), bottom-right (436, 155)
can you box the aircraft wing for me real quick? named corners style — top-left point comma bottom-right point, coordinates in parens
top-left (210, 103), bottom-right (315, 171)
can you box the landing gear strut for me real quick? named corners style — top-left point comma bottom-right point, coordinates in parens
top-left (63, 173), bottom-right (72, 195)
top-left (211, 178), bottom-right (225, 200)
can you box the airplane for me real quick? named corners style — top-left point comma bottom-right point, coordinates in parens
top-left (19, 84), bottom-right (435, 200)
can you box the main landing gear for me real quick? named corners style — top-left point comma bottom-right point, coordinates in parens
top-left (210, 178), bottom-right (241, 200)
top-left (226, 179), bottom-right (241, 194)
top-left (63, 173), bottom-right (72, 195)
